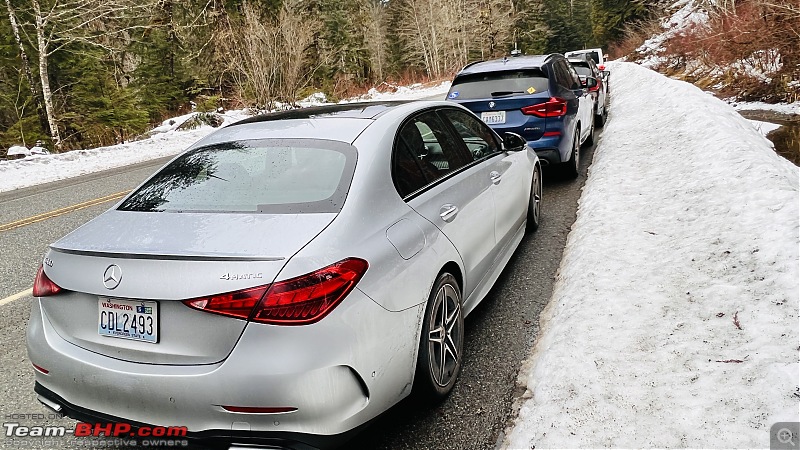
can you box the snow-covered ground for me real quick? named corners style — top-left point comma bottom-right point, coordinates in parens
top-left (0, 81), bottom-right (450, 193)
top-left (503, 61), bottom-right (799, 448)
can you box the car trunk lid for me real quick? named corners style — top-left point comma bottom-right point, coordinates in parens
top-left (40, 210), bottom-right (337, 365)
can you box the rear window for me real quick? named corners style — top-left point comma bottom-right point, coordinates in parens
top-left (572, 65), bottom-right (593, 76)
top-left (449, 70), bottom-right (550, 100)
top-left (118, 139), bottom-right (356, 214)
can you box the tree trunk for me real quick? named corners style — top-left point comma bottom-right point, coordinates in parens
top-left (32, 0), bottom-right (62, 150)
top-left (4, 0), bottom-right (49, 139)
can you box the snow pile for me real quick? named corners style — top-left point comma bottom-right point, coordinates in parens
top-left (0, 81), bottom-right (450, 193)
top-left (504, 62), bottom-right (799, 448)
top-left (747, 119), bottom-right (782, 136)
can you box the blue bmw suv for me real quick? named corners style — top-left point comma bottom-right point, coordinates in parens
top-left (447, 54), bottom-right (596, 177)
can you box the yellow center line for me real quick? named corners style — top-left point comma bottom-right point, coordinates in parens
top-left (0, 190), bottom-right (130, 233)
top-left (0, 288), bottom-right (33, 307)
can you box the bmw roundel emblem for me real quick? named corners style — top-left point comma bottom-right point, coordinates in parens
top-left (489, 101), bottom-right (496, 109)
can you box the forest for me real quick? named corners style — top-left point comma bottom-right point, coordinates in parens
top-left (0, 0), bottom-right (789, 153)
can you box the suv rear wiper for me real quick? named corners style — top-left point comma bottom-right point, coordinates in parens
top-left (491, 90), bottom-right (525, 97)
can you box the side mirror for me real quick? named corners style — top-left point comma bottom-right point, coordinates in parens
top-left (502, 132), bottom-right (526, 151)
top-left (585, 77), bottom-right (598, 88)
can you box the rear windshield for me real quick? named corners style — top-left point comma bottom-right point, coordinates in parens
top-left (566, 51), bottom-right (600, 65)
top-left (449, 70), bottom-right (550, 100)
top-left (572, 65), bottom-right (593, 77)
top-left (118, 139), bottom-right (356, 214)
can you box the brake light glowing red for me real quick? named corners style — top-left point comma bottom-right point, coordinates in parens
top-left (521, 97), bottom-right (568, 118)
top-left (182, 258), bottom-right (368, 325)
top-left (183, 285), bottom-right (269, 320)
top-left (252, 258), bottom-right (368, 325)
top-left (33, 265), bottom-right (62, 297)
top-left (598, 64), bottom-right (605, 71)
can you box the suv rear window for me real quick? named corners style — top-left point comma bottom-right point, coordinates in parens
top-left (449, 70), bottom-right (550, 100)
top-left (118, 139), bottom-right (356, 214)
top-left (572, 65), bottom-right (594, 77)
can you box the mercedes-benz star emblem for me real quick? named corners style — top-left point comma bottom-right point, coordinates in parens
top-left (103, 264), bottom-right (122, 290)
top-left (489, 101), bottom-right (496, 109)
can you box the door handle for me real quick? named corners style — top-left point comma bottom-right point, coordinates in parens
top-left (439, 204), bottom-right (459, 222)
top-left (489, 171), bottom-right (502, 184)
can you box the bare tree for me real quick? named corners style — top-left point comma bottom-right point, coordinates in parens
top-left (14, 0), bottom-right (155, 150)
top-left (3, 0), bottom-right (49, 138)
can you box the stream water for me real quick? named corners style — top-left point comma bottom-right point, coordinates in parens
top-left (738, 110), bottom-right (800, 167)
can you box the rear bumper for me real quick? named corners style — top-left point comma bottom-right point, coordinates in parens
top-left (27, 289), bottom-right (424, 447)
top-left (35, 383), bottom-right (358, 449)
top-left (530, 148), bottom-right (561, 166)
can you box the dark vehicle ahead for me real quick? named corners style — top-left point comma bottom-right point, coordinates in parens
top-left (568, 57), bottom-right (609, 126)
top-left (447, 54), bottom-right (595, 178)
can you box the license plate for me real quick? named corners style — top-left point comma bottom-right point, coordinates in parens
top-left (98, 298), bottom-right (158, 343)
top-left (481, 111), bottom-right (506, 124)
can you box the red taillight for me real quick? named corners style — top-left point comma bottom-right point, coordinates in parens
top-left (252, 258), bottom-right (368, 325)
top-left (543, 131), bottom-right (562, 137)
top-left (183, 285), bottom-right (269, 320)
top-left (33, 265), bottom-right (62, 297)
top-left (588, 85), bottom-right (600, 92)
top-left (521, 97), bottom-right (567, 118)
top-left (221, 406), bottom-right (297, 414)
top-left (183, 258), bottom-right (368, 325)
top-left (32, 363), bottom-right (49, 374)
top-left (598, 64), bottom-right (605, 71)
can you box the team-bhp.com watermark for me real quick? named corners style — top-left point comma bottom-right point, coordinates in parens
top-left (2, 415), bottom-right (188, 448)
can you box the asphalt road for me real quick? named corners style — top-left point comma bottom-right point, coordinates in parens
top-left (0, 113), bottom-right (599, 450)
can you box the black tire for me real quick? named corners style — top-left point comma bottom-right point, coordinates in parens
top-left (526, 164), bottom-right (542, 233)
top-left (595, 103), bottom-right (607, 127)
top-left (414, 272), bottom-right (464, 401)
top-left (563, 128), bottom-right (580, 179)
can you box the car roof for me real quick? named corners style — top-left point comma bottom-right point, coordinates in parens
top-left (228, 101), bottom-right (411, 127)
top-left (188, 100), bottom-right (453, 148)
top-left (456, 54), bottom-right (560, 76)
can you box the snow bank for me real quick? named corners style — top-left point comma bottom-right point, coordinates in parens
top-left (0, 81), bottom-right (450, 194)
top-left (503, 62), bottom-right (799, 449)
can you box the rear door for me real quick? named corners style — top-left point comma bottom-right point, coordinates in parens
top-left (393, 110), bottom-right (497, 298)
top-left (438, 108), bottom-right (528, 251)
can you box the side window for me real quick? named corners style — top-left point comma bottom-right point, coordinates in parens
top-left (439, 108), bottom-right (501, 160)
top-left (392, 140), bottom-right (429, 198)
top-left (392, 111), bottom-right (472, 198)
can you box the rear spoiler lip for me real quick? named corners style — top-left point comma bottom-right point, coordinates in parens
top-left (49, 246), bottom-right (285, 262)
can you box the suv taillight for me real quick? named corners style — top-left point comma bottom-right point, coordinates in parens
top-left (521, 97), bottom-right (568, 118)
top-left (183, 258), bottom-right (368, 325)
top-left (33, 265), bottom-right (62, 297)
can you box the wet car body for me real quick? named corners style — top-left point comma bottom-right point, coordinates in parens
top-left (27, 101), bottom-right (542, 449)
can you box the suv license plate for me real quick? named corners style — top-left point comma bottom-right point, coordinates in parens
top-left (481, 111), bottom-right (506, 124)
top-left (98, 298), bottom-right (158, 343)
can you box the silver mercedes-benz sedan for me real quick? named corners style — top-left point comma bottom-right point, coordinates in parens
top-left (27, 100), bottom-right (542, 449)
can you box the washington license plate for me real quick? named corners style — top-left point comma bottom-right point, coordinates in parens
top-left (480, 111), bottom-right (506, 124)
top-left (98, 298), bottom-right (158, 343)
